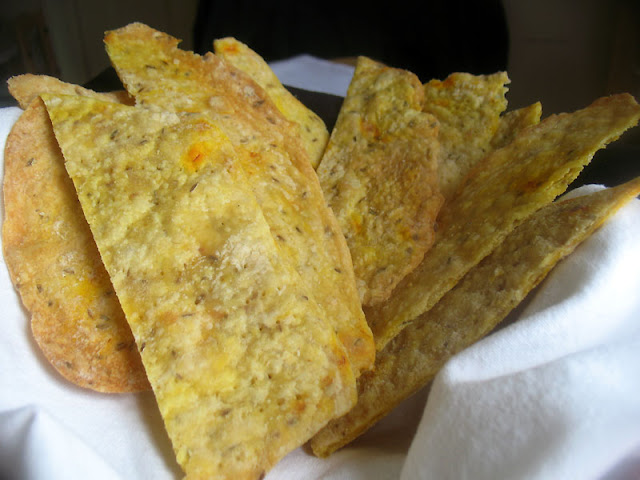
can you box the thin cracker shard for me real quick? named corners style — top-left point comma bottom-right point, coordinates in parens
top-left (2, 91), bottom-right (147, 393)
top-left (43, 93), bottom-right (356, 479)
top-left (491, 102), bottom-right (543, 150)
top-left (104, 22), bottom-right (374, 376)
top-left (422, 71), bottom-right (510, 200)
top-left (366, 93), bottom-right (640, 351)
top-left (214, 36), bottom-right (330, 169)
top-left (7, 73), bottom-right (132, 109)
top-left (317, 56), bottom-right (443, 307)
top-left (311, 176), bottom-right (640, 456)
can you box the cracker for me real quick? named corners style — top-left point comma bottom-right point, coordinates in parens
top-left (104, 23), bottom-right (374, 376)
top-left (43, 93), bottom-right (357, 479)
top-left (7, 73), bottom-right (132, 109)
top-left (311, 176), bottom-right (640, 456)
top-left (422, 72), bottom-right (509, 200)
top-left (316, 56), bottom-right (443, 307)
top-left (2, 96), bottom-right (148, 393)
top-left (366, 93), bottom-right (640, 350)
top-left (214, 36), bottom-right (330, 168)
top-left (491, 102), bottom-right (543, 149)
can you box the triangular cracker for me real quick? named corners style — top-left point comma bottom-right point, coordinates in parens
top-left (104, 22), bottom-right (375, 376)
top-left (317, 56), bottom-right (443, 307)
top-left (214, 36), bottom-right (330, 168)
top-left (3, 86), bottom-right (146, 392)
top-left (7, 73), bottom-right (132, 109)
top-left (366, 93), bottom-right (640, 350)
top-left (422, 71), bottom-right (510, 200)
top-left (43, 93), bottom-right (356, 479)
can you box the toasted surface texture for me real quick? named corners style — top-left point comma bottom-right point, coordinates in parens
top-left (422, 72), bottom-right (509, 200)
top-left (317, 56), bottom-right (443, 307)
top-left (491, 102), bottom-right (543, 150)
top-left (366, 93), bottom-right (640, 350)
top-left (43, 94), bottom-right (356, 480)
top-left (104, 22), bottom-right (374, 375)
top-left (214, 36), bottom-right (330, 168)
top-left (2, 96), bottom-right (148, 393)
top-left (311, 177), bottom-right (640, 456)
top-left (7, 73), bottom-right (132, 109)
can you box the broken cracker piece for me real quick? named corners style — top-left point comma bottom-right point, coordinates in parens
top-left (422, 71), bottom-right (509, 200)
top-left (491, 102), bottom-right (543, 150)
top-left (317, 56), bottom-right (443, 307)
top-left (366, 93), bottom-right (640, 350)
top-left (214, 36), bottom-right (330, 168)
top-left (8, 73), bottom-right (132, 109)
top-left (3, 90), bottom-right (147, 392)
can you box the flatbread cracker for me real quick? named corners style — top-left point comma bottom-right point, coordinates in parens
top-left (2, 96), bottom-right (148, 393)
top-left (43, 93), bottom-right (356, 479)
top-left (491, 102), bottom-right (543, 149)
top-left (316, 56), bottom-right (443, 307)
top-left (311, 176), bottom-right (640, 456)
top-left (7, 73), bottom-right (132, 109)
top-left (104, 22), bottom-right (374, 375)
top-left (214, 36), bottom-right (330, 168)
top-left (366, 93), bottom-right (640, 350)
top-left (422, 72), bottom-right (509, 200)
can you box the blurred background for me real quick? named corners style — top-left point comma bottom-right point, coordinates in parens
top-left (0, 0), bottom-right (638, 153)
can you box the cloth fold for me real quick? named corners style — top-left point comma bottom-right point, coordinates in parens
top-left (1, 57), bottom-right (639, 479)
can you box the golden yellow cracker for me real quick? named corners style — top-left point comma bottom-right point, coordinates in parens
top-left (312, 176), bottom-right (640, 456)
top-left (366, 93), bottom-right (640, 350)
top-left (43, 93), bottom-right (356, 479)
top-left (214, 36), bottom-right (330, 168)
top-left (317, 56), bottom-right (443, 307)
top-left (2, 97), bottom-right (148, 393)
top-left (104, 22), bottom-right (374, 376)
top-left (422, 71), bottom-right (509, 200)
top-left (491, 102), bottom-right (543, 149)
top-left (7, 73), bottom-right (132, 109)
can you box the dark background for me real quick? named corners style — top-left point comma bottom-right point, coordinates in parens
top-left (1, 0), bottom-right (638, 187)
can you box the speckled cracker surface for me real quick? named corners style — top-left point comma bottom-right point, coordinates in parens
top-left (317, 57), bottom-right (443, 307)
top-left (7, 73), bottom-right (131, 109)
top-left (366, 93), bottom-right (640, 350)
top-left (2, 95), bottom-right (147, 393)
top-left (43, 94), bottom-right (357, 480)
top-left (214, 36), bottom-right (330, 168)
top-left (104, 23), bottom-right (374, 376)
top-left (311, 176), bottom-right (640, 457)
top-left (422, 72), bottom-right (509, 200)
top-left (491, 102), bottom-right (542, 149)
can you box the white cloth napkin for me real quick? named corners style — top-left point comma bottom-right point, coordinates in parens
top-left (1, 57), bottom-right (639, 480)
top-left (269, 54), bottom-right (355, 97)
top-left (401, 185), bottom-right (640, 480)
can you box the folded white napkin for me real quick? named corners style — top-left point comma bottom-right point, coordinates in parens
top-left (270, 54), bottom-right (355, 97)
top-left (1, 57), bottom-right (639, 480)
